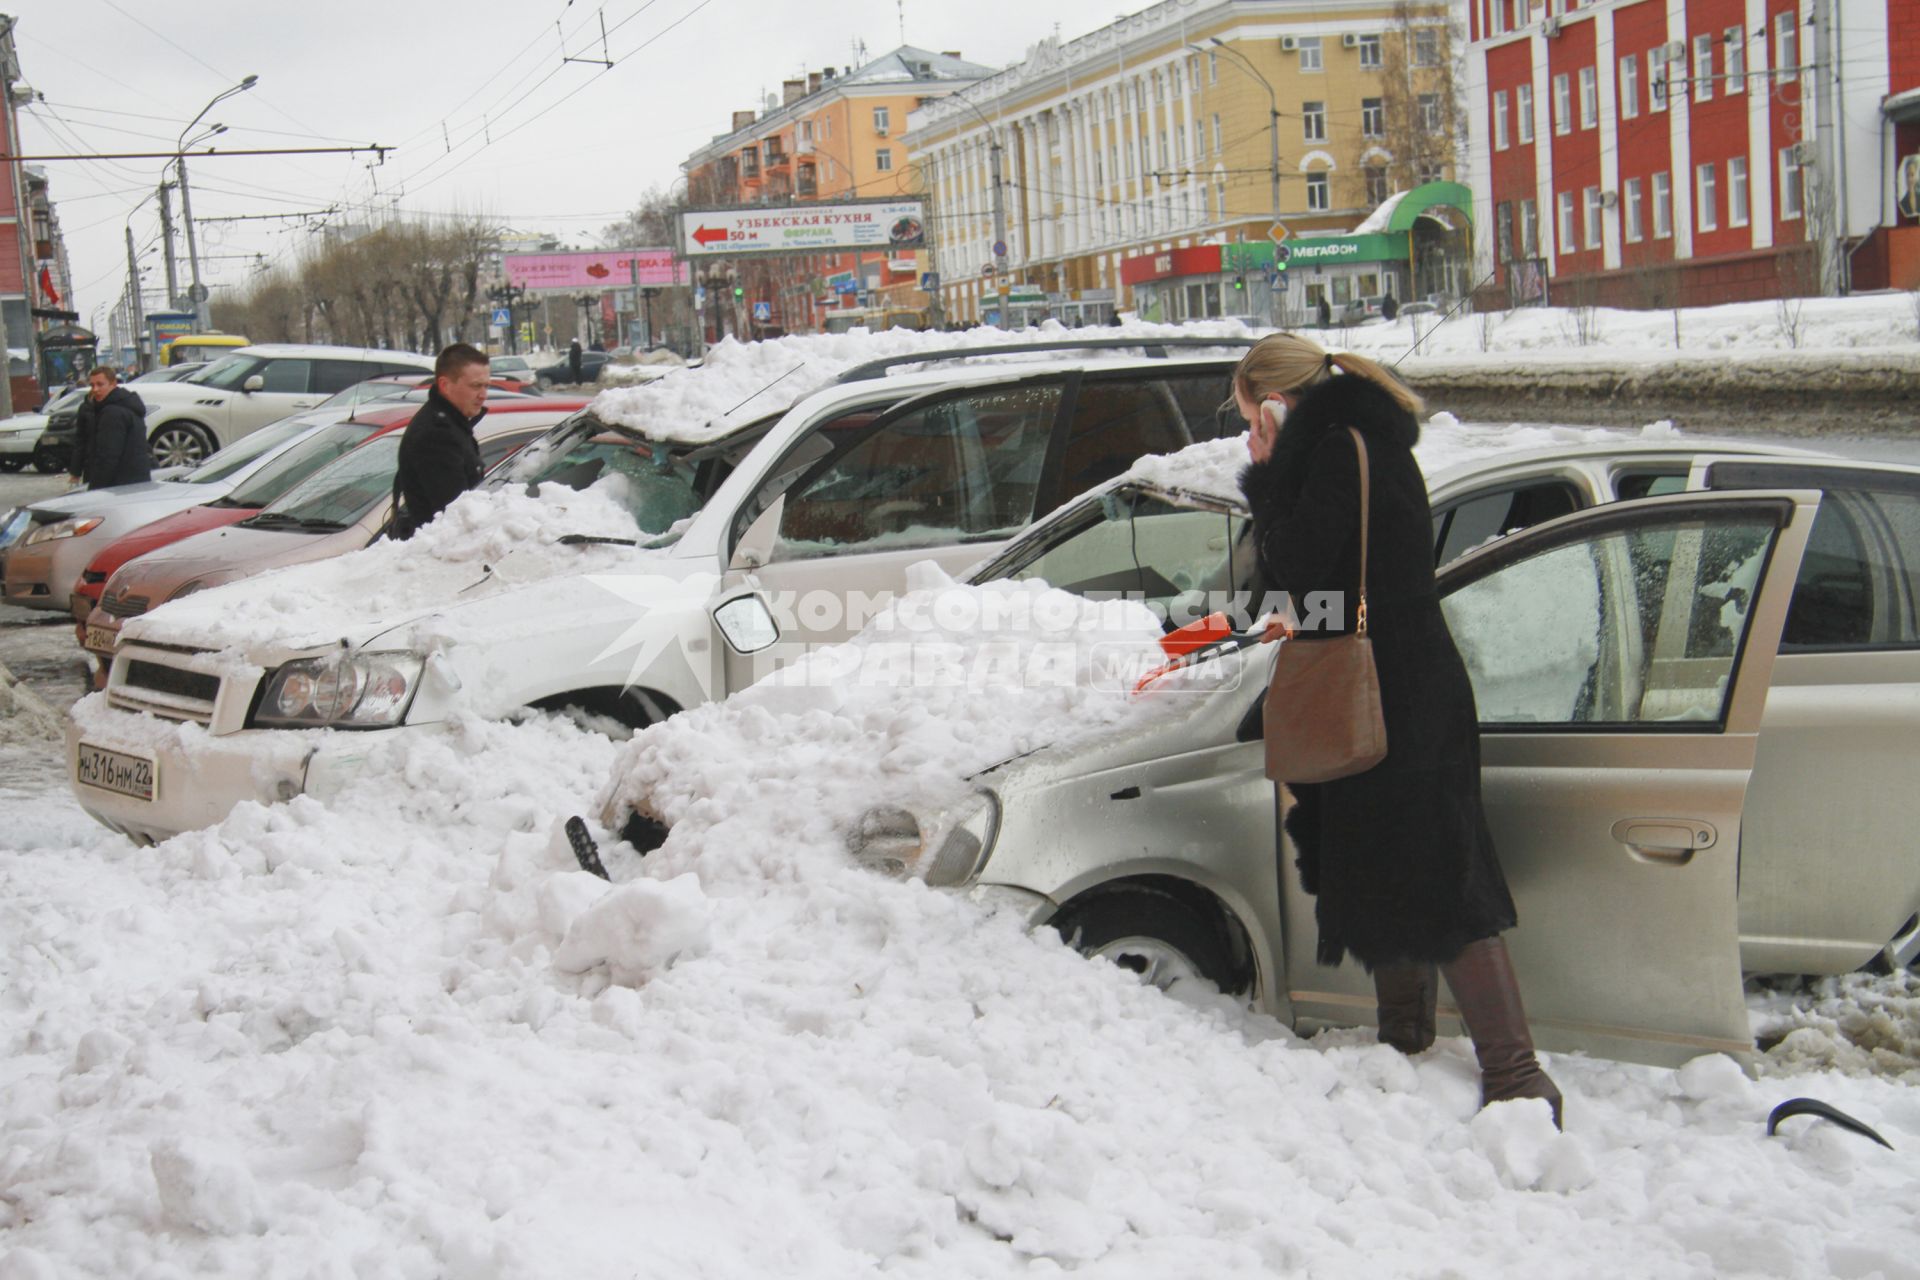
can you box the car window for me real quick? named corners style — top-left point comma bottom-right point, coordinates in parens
top-left (773, 382), bottom-right (1063, 561)
top-left (224, 423), bottom-right (383, 506)
top-left (182, 418), bottom-right (320, 485)
top-left (1432, 480), bottom-right (1583, 566)
top-left (313, 360), bottom-right (382, 395)
top-left (256, 359), bottom-right (313, 394)
top-left (377, 362), bottom-right (429, 379)
top-left (1442, 511), bottom-right (1780, 727)
top-left (513, 422), bottom-right (707, 536)
top-left (1004, 488), bottom-right (1253, 629)
top-left (1053, 377), bottom-right (1196, 503)
top-left (263, 435), bottom-right (401, 528)
top-left (479, 427), bottom-right (546, 470)
top-left (193, 355), bottom-right (264, 391)
top-left (1160, 368), bottom-right (1241, 443)
top-left (1614, 469), bottom-right (1689, 501)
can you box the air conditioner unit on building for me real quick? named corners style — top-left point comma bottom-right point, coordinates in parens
top-left (1542, 16), bottom-right (1562, 37)
top-left (1790, 140), bottom-right (1815, 165)
top-left (1601, 189), bottom-right (1618, 208)
top-left (1280, 36), bottom-right (1299, 51)
top-left (1342, 33), bottom-right (1359, 47)
top-left (1665, 40), bottom-right (1686, 59)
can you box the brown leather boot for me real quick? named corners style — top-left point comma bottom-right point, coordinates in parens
top-left (1441, 936), bottom-right (1563, 1128)
top-left (1373, 962), bottom-right (1438, 1055)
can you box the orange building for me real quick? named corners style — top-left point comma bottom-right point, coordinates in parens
top-left (683, 46), bottom-right (992, 336)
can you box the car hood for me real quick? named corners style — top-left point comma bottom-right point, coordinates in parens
top-left (0, 413), bottom-right (48, 434)
top-left (118, 478), bottom-right (669, 665)
top-left (86, 505), bottom-right (253, 578)
top-left (28, 478), bottom-right (231, 519)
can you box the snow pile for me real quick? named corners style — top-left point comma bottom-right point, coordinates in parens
top-left (120, 476), bottom-right (654, 661)
top-left (587, 318), bottom-right (1262, 446)
top-left (1754, 970), bottom-right (1920, 1083)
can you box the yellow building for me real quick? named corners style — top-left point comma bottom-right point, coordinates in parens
top-left (683, 47), bottom-right (993, 336)
top-left (907, 0), bottom-right (1459, 325)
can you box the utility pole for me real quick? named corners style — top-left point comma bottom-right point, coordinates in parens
top-left (177, 158), bottom-right (209, 330)
top-left (156, 182), bottom-right (180, 306)
top-left (989, 131), bottom-right (1011, 327)
top-left (124, 225), bottom-right (145, 371)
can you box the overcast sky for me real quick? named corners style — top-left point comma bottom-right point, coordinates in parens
top-left (18, 0), bottom-right (1139, 326)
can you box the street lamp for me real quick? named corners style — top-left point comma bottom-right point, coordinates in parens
top-left (1195, 39), bottom-right (1285, 321)
top-left (177, 74), bottom-right (259, 331)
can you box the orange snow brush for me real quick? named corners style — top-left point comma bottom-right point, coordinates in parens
top-left (1131, 611), bottom-right (1273, 695)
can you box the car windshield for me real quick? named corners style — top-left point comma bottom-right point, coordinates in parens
top-left (493, 357), bottom-right (530, 373)
top-left (220, 422), bottom-right (384, 507)
top-left (315, 378), bottom-right (416, 411)
top-left (182, 417), bottom-right (321, 485)
top-left (492, 414), bottom-right (705, 537)
top-left (190, 353), bottom-right (263, 391)
top-left (254, 434), bottom-right (401, 529)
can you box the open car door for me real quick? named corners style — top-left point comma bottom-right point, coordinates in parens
top-left (1279, 489), bottom-right (1821, 1068)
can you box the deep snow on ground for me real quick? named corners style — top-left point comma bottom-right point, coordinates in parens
top-left (4, 571), bottom-right (1919, 1278)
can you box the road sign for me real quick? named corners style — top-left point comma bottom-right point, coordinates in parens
top-left (490, 307), bottom-right (512, 325)
top-left (920, 271), bottom-right (940, 291)
top-left (1267, 221), bottom-right (1291, 246)
top-left (752, 301), bottom-right (772, 322)
top-left (992, 240), bottom-right (1008, 258)
top-left (187, 283), bottom-right (210, 302)
top-left (694, 286), bottom-right (706, 309)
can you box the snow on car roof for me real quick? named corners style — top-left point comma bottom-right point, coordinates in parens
top-left (586, 318), bottom-right (1264, 447)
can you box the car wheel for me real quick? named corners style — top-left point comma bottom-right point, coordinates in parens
top-left (30, 441), bottom-right (66, 473)
top-left (0, 457), bottom-right (22, 472)
top-left (537, 376), bottom-right (555, 392)
top-left (1050, 884), bottom-right (1252, 997)
top-left (149, 422), bottom-right (214, 468)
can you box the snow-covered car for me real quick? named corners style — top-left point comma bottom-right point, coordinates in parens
top-left (65, 329), bottom-right (1264, 843)
top-left (134, 344), bottom-right (434, 466)
top-left (1, 413), bottom-right (367, 614)
top-left (588, 438), bottom-right (1920, 1068)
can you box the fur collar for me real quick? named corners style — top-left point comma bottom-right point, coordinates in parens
top-left (1239, 372), bottom-right (1420, 512)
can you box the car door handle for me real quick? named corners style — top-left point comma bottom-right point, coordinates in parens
top-left (1610, 818), bottom-right (1718, 866)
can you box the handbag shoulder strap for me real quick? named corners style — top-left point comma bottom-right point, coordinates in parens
top-left (1345, 425), bottom-right (1371, 636)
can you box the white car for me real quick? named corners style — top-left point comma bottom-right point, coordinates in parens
top-left (0, 407), bottom-right (53, 472)
top-left (135, 344), bottom-right (434, 466)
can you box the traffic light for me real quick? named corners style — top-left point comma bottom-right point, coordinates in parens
top-left (1233, 273), bottom-right (1247, 292)
top-left (1274, 244), bottom-right (1292, 273)
top-left (733, 284), bottom-right (745, 299)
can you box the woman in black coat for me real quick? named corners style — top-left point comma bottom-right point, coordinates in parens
top-left (1234, 333), bottom-right (1560, 1125)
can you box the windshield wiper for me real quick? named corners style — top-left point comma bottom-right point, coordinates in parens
top-left (205, 496), bottom-right (266, 510)
top-left (242, 511), bottom-right (304, 528)
top-left (559, 533), bottom-right (639, 547)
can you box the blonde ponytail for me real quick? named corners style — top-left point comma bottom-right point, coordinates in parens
top-left (1233, 332), bottom-right (1423, 417)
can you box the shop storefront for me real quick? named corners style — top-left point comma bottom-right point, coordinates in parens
top-left (1283, 232), bottom-right (1411, 324)
top-left (1119, 245), bottom-right (1279, 327)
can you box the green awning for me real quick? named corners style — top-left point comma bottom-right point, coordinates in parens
top-left (1386, 181), bottom-right (1474, 232)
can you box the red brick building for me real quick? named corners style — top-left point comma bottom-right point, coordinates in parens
top-left (1467, 0), bottom-right (1920, 306)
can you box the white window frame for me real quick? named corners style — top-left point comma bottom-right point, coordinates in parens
top-left (1693, 33), bottom-right (1714, 102)
top-left (1517, 82), bottom-right (1535, 143)
top-left (1553, 73), bottom-right (1571, 135)
top-left (1307, 170), bottom-right (1330, 211)
top-left (1520, 197), bottom-right (1539, 257)
top-left (1365, 164), bottom-right (1389, 206)
top-left (1303, 101), bottom-right (1327, 143)
top-left (875, 147), bottom-right (893, 172)
top-left (1778, 146), bottom-right (1803, 219)
top-left (1557, 190), bottom-right (1577, 253)
top-left (1419, 93), bottom-right (1441, 132)
top-left (1620, 54), bottom-right (1640, 119)
top-left (1580, 66), bottom-right (1598, 129)
top-left (1584, 185), bottom-right (1604, 249)
top-left (1413, 27), bottom-right (1440, 67)
top-left (1650, 46), bottom-right (1670, 112)
top-left (1212, 113), bottom-right (1222, 154)
top-left (1299, 37), bottom-right (1323, 73)
top-left (1774, 11), bottom-right (1799, 84)
top-left (1653, 170), bottom-right (1673, 238)
top-left (1208, 52), bottom-right (1218, 84)
top-left (873, 105), bottom-right (891, 133)
top-left (1724, 26), bottom-right (1746, 94)
top-left (1729, 156), bottom-right (1750, 227)
top-left (1696, 162), bottom-right (1717, 231)
top-left (1358, 34), bottom-right (1383, 69)
top-left (1493, 90), bottom-right (1510, 150)
top-left (1624, 176), bottom-right (1644, 242)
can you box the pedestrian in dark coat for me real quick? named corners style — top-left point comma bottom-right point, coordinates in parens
top-left (1234, 332), bottom-right (1560, 1125)
top-left (78, 367), bottom-right (152, 489)
top-left (568, 338), bottom-right (584, 384)
top-left (1380, 289), bottom-right (1400, 322)
top-left (392, 343), bottom-right (490, 540)
top-left (1316, 295), bottom-right (1333, 329)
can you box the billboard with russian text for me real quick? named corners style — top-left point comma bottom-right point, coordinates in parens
top-left (679, 201), bottom-right (927, 258)
top-left (503, 249), bottom-right (689, 292)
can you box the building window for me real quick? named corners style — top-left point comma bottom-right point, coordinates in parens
top-left (1208, 51), bottom-right (1218, 84)
top-left (1650, 46), bottom-right (1669, 111)
top-left (1584, 186), bottom-right (1604, 249)
top-left (1413, 28), bottom-right (1439, 66)
top-left (1365, 164), bottom-right (1389, 205)
top-left (1517, 82), bottom-right (1534, 143)
top-left (1419, 93), bottom-right (1441, 132)
top-left (1729, 156), bottom-right (1749, 227)
top-left (1693, 33), bottom-right (1714, 102)
top-left (1620, 53), bottom-right (1640, 119)
top-left (1553, 73), bottom-right (1571, 135)
top-left (1557, 191), bottom-right (1577, 254)
top-left (1307, 171), bottom-right (1330, 211)
top-left (1299, 37), bottom-right (1323, 72)
top-left (876, 147), bottom-right (893, 171)
top-left (1779, 146), bottom-right (1803, 219)
top-left (1303, 101), bottom-right (1327, 142)
top-left (1212, 113), bottom-right (1222, 153)
top-left (1653, 170), bottom-right (1673, 238)
top-left (1520, 197), bottom-right (1539, 256)
top-left (1774, 10), bottom-right (1799, 83)
top-left (1492, 90), bottom-right (1509, 150)
top-left (1624, 177), bottom-right (1644, 242)
top-left (741, 148), bottom-right (759, 177)
top-left (1415, 158), bottom-right (1443, 184)
top-left (1496, 200), bottom-right (1515, 262)
top-left (873, 106), bottom-right (891, 134)
top-left (800, 120), bottom-right (813, 144)
top-left (1725, 26), bottom-right (1746, 93)
top-left (1358, 34), bottom-right (1382, 68)
top-left (1579, 67), bottom-right (1598, 129)
top-left (1696, 162), bottom-right (1717, 231)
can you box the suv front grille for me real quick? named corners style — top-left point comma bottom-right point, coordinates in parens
top-left (101, 593), bottom-right (149, 619)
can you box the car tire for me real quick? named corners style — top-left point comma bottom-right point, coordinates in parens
top-left (537, 376), bottom-right (554, 392)
top-left (148, 422), bottom-right (215, 468)
top-left (1050, 884), bottom-right (1252, 998)
top-left (30, 441), bottom-right (66, 473)
top-left (0, 457), bottom-right (22, 472)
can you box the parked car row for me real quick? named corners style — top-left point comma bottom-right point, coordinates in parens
top-left (43, 333), bottom-right (1920, 1073)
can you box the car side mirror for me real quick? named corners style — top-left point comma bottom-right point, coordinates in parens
top-left (729, 493), bottom-right (785, 572)
top-left (242, 374), bottom-right (264, 393)
top-left (713, 595), bottom-right (779, 654)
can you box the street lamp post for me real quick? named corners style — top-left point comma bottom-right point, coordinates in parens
top-left (176, 74), bottom-right (259, 332)
top-left (1196, 40), bottom-right (1285, 322)
top-left (945, 93), bottom-right (1014, 327)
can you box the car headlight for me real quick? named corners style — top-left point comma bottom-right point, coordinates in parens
top-left (254, 652), bottom-right (425, 728)
top-left (847, 791), bottom-right (999, 886)
top-left (23, 516), bottom-right (104, 546)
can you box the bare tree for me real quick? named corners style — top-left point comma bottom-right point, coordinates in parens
top-left (1557, 272), bottom-right (1603, 347)
top-left (1377, 1), bottom-right (1459, 194)
top-left (1473, 298), bottom-right (1502, 352)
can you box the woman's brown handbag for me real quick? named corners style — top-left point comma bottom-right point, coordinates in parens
top-left (1262, 426), bottom-right (1388, 783)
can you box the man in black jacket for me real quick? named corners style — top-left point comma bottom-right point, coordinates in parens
top-left (77, 367), bottom-right (152, 490)
top-left (393, 343), bottom-right (490, 540)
